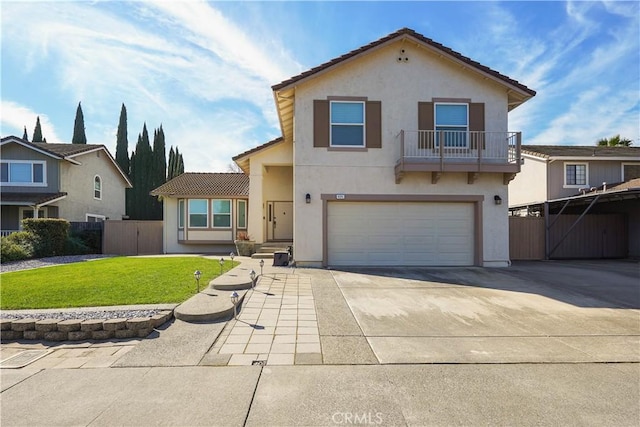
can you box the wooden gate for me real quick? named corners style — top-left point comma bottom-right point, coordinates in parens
top-left (509, 216), bottom-right (545, 260)
top-left (103, 220), bottom-right (163, 255)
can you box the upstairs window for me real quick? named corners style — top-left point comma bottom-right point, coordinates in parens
top-left (212, 199), bottom-right (231, 228)
top-left (435, 103), bottom-right (468, 147)
top-left (0, 161), bottom-right (46, 186)
top-left (565, 163), bottom-right (588, 187)
top-left (94, 176), bottom-right (102, 199)
top-left (330, 101), bottom-right (365, 147)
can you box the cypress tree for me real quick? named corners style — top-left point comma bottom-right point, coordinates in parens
top-left (22, 126), bottom-right (29, 141)
top-left (71, 102), bottom-right (87, 144)
top-left (167, 146), bottom-right (176, 179)
top-left (129, 124), bottom-right (154, 220)
top-left (32, 116), bottom-right (44, 142)
top-left (148, 126), bottom-right (166, 220)
top-left (115, 103), bottom-right (130, 175)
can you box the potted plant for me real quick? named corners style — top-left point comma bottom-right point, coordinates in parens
top-left (234, 231), bottom-right (255, 256)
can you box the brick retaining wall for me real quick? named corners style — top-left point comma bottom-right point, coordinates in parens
top-left (0, 311), bottom-right (173, 342)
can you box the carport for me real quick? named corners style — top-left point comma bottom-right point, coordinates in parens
top-left (509, 182), bottom-right (640, 259)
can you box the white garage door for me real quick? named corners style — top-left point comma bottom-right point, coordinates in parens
top-left (327, 202), bottom-right (474, 266)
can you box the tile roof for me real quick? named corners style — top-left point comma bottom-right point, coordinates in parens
top-left (150, 173), bottom-right (249, 197)
top-left (0, 192), bottom-right (68, 206)
top-left (272, 27), bottom-right (536, 97)
top-left (32, 143), bottom-right (104, 157)
top-left (522, 145), bottom-right (640, 158)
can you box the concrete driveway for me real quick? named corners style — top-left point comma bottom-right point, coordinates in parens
top-left (328, 260), bottom-right (640, 364)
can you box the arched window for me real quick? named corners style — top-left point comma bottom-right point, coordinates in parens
top-left (94, 175), bottom-right (102, 200)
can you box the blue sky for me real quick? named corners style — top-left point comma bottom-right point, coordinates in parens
top-left (1, 1), bottom-right (638, 173)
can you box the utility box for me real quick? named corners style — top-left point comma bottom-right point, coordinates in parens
top-left (273, 251), bottom-right (289, 266)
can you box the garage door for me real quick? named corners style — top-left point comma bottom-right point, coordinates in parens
top-left (327, 202), bottom-right (474, 266)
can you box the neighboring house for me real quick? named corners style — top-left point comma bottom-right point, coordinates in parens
top-left (510, 145), bottom-right (640, 206)
top-left (1, 136), bottom-right (131, 235)
top-left (230, 28), bottom-right (536, 267)
top-left (509, 145), bottom-right (640, 258)
top-left (150, 173), bottom-right (249, 254)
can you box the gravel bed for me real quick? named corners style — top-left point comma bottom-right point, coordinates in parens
top-left (0, 309), bottom-right (164, 322)
top-left (1, 254), bottom-right (113, 273)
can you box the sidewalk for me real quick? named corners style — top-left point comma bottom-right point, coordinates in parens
top-left (1, 257), bottom-right (638, 426)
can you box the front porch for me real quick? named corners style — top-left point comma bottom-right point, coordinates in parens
top-left (395, 130), bottom-right (521, 184)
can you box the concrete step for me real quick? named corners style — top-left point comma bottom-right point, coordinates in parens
top-left (174, 290), bottom-right (247, 323)
top-left (251, 252), bottom-right (276, 259)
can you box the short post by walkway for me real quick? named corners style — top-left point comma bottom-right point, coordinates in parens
top-left (219, 257), bottom-right (224, 276)
top-left (259, 259), bottom-right (264, 276)
top-left (230, 291), bottom-right (239, 319)
top-left (193, 270), bottom-right (201, 293)
top-left (250, 270), bottom-right (256, 289)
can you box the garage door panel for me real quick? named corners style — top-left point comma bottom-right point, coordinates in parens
top-left (328, 202), bottom-right (474, 266)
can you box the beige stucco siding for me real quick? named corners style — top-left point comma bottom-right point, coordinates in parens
top-left (247, 142), bottom-right (293, 243)
top-left (58, 150), bottom-right (127, 221)
top-left (291, 40), bottom-right (512, 266)
top-left (509, 155), bottom-right (548, 206)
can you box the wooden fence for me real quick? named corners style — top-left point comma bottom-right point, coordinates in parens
top-left (510, 214), bottom-right (628, 260)
top-left (103, 220), bottom-right (163, 255)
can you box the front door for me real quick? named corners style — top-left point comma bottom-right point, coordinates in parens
top-left (268, 201), bottom-right (293, 241)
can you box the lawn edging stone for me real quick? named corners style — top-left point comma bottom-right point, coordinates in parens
top-left (0, 310), bottom-right (174, 343)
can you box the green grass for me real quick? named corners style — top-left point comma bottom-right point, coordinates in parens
top-left (0, 256), bottom-right (236, 310)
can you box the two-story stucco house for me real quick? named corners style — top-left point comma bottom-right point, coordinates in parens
top-left (1, 136), bottom-right (132, 234)
top-left (228, 28), bottom-right (536, 267)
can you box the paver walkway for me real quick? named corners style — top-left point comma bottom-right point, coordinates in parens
top-left (207, 272), bottom-right (322, 366)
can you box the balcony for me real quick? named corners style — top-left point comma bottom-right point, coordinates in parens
top-left (395, 130), bottom-right (521, 184)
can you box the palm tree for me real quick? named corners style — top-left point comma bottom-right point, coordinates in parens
top-left (596, 134), bottom-right (632, 146)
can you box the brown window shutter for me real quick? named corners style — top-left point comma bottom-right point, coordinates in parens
top-left (313, 100), bottom-right (329, 147)
top-left (418, 102), bottom-right (434, 149)
top-left (366, 101), bottom-right (381, 149)
top-left (469, 103), bottom-right (485, 149)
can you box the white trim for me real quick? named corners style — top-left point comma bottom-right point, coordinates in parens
top-left (93, 175), bottom-right (102, 200)
top-left (211, 199), bottom-right (232, 229)
top-left (86, 213), bottom-right (106, 222)
top-left (188, 199), bottom-right (208, 228)
top-left (0, 160), bottom-right (47, 187)
top-left (434, 102), bottom-right (469, 148)
top-left (329, 100), bottom-right (366, 147)
top-left (19, 207), bottom-right (47, 224)
top-left (621, 162), bottom-right (640, 181)
top-left (0, 137), bottom-right (63, 160)
top-left (563, 162), bottom-right (588, 188)
top-left (178, 199), bottom-right (185, 229)
top-left (237, 199), bottom-right (247, 229)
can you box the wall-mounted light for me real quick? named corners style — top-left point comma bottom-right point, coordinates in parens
top-left (305, 193), bottom-right (311, 204)
top-left (494, 195), bottom-right (502, 205)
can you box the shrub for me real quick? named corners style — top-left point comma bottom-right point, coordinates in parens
top-left (64, 235), bottom-right (91, 255)
top-left (70, 229), bottom-right (102, 254)
top-left (22, 218), bottom-right (70, 257)
top-left (1, 231), bottom-right (35, 262)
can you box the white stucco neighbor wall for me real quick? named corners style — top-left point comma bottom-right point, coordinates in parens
top-left (58, 150), bottom-right (127, 222)
top-left (508, 155), bottom-right (548, 206)
top-left (291, 40), bottom-right (514, 267)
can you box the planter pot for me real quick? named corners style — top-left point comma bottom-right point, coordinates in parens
top-left (234, 240), bottom-right (255, 257)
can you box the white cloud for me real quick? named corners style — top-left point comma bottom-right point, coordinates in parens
top-left (0, 101), bottom-right (61, 142)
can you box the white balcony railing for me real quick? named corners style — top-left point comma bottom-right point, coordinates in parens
top-left (398, 130), bottom-right (521, 164)
top-left (1, 230), bottom-right (18, 238)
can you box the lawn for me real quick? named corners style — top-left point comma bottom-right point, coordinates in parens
top-left (0, 256), bottom-right (236, 310)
